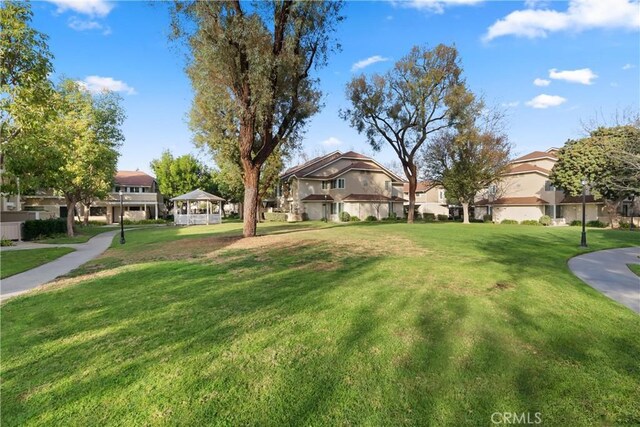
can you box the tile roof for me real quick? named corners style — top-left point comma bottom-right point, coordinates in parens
top-left (342, 194), bottom-right (407, 202)
top-left (511, 150), bottom-right (558, 163)
top-left (560, 195), bottom-right (603, 204)
top-left (402, 181), bottom-right (437, 193)
top-left (115, 171), bottom-right (155, 187)
top-left (280, 151), bottom-right (341, 180)
top-left (475, 197), bottom-right (548, 206)
top-left (307, 161), bottom-right (379, 179)
top-left (505, 164), bottom-right (552, 176)
top-left (301, 194), bottom-right (334, 202)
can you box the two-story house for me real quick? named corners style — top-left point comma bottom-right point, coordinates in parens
top-left (474, 148), bottom-right (609, 224)
top-left (402, 181), bottom-right (449, 218)
top-left (22, 170), bottom-right (164, 224)
top-left (279, 151), bottom-right (406, 221)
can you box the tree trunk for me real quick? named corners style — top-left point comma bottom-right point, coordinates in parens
top-left (604, 199), bottom-right (621, 228)
top-left (461, 202), bottom-right (470, 224)
top-left (242, 165), bottom-right (260, 237)
top-left (407, 172), bottom-right (417, 224)
top-left (83, 203), bottom-right (90, 226)
top-left (66, 199), bottom-right (76, 237)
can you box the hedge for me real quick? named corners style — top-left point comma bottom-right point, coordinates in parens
top-left (539, 215), bottom-right (552, 226)
top-left (423, 213), bottom-right (436, 222)
top-left (23, 218), bottom-right (67, 241)
top-left (339, 211), bottom-right (351, 222)
top-left (264, 212), bottom-right (288, 222)
top-left (520, 220), bottom-right (542, 226)
top-left (500, 219), bottom-right (518, 225)
top-left (437, 214), bottom-right (449, 221)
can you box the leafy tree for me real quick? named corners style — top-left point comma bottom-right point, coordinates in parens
top-left (341, 44), bottom-right (473, 223)
top-left (150, 150), bottom-right (217, 209)
top-left (173, 1), bottom-right (343, 237)
top-left (0, 0), bottom-right (54, 194)
top-left (422, 103), bottom-right (512, 224)
top-left (550, 125), bottom-right (640, 226)
top-left (12, 80), bottom-right (124, 236)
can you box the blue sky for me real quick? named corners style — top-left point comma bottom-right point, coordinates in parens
top-left (31, 0), bottom-right (640, 175)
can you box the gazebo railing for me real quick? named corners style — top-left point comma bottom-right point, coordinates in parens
top-left (175, 213), bottom-right (222, 225)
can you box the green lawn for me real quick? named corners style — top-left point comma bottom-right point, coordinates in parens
top-left (0, 247), bottom-right (75, 279)
top-left (628, 263), bottom-right (640, 276)
top-left (2, 222), bottom-right (639, 426)
top-left (33, 225), bottom-right (114, 244)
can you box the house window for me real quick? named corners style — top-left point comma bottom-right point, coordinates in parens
top-left (331, 202), bottom-right (344, 215)
top-left (90, 207), bottom-right (107, 216)
top-left (331, 178), bottom-right (345, 189)
top-left (321, 181), bottom-right (329, 190)
top-left (488, 184), bottom-right (497, 196)
top-left (114, 186), bottom-right (121, 192)
top-left (388, 202), bottom-right (393, 217)
top-left (129, 206), bottom-right (141, 211)
top-left (555, 205), bottom-right (564, 218)
top-left (385, 181), bottom-right (391, 190)
top-left (141, 187), bottom-right (148, 193)
top-left (544, 180), bottom-right (555, 191)
top-left (438, 189), bottom-right (446, 202)
top-left (544, 205), bottom-right (554, 218)
top-left (129, 187), bottom-right (140, 193)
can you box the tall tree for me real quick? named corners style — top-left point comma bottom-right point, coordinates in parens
top-left (173, 1), bottom-right (343, 237)
top-left (150, 150), bottom-right (217, 209)
top-left (341, 44), bottom-right (473, 223)
top-left (550, 125), bottom-right (640, 226)
top-left (0, 0), bottom-right (54, 195)
top-left (422, 103), bottom-right (512, 224)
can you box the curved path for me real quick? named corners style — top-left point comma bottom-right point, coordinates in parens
top-left (568, 247), bottom-right (640, 313)
top-left (1, 230), bottom-right (119, 300)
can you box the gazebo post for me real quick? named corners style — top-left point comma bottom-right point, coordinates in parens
top-left (207, 200), bottom-right (210, 225)
top-left (187, 200), bottom-right (191, 225)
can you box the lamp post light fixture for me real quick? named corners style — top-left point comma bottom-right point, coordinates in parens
top-left (119, 190), bottom-right (125, 244)
top-left (580, 178), bottom-right (587, 247)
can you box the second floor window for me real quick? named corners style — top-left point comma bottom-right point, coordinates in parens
top-left (385, 180), bottom-right (391, 190)
top-left (438, 189), bottom-right (446, 201)
top-left (335, 178), bottom-right (345, 189)
top-left (321, 181), bottom-right (329, 190)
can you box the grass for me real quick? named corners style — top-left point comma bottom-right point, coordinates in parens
top-left (627, 263), bottom-right (640, 276)
top-left (34, 224), bottom-right (167, 244)
top-left (0, 247), bottom-right (75, 279)
top-left (1, 222), bottom-right (639, 426)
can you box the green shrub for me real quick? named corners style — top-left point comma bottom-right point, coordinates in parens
top-left (586, 220), bottom-right (606, 228)
top-left (388, 211), bottom-right (398, 220)
top-left (339, 211), bottom-right (351, 222)
top-left (365, 215), bottom-right (378, 222)
top-left (423, 213), bottom-right (436, 222)
top-left (520, 220), bottom-right (542, 226)
top-left (539, 215), bottom-right (552, 226)
top-left (500, 219), bottom-right (518, 225)
top-left (350, 216), bottom-right (361, 222)
top-left (75, 220), bottom-right (107, 226)
top-left (618, 221), bottom-right (630, 229)
top-left (483, 214), bottom-right (493, 223)
top-left (23, 218), bottom-right (67, 240)
top-left (264, 212), bottom-right (288, 222)
top-left (437, 214), bottom-right (449, 221)
top-left (1, 238), bottom-right (15, 246)
top-left (570, 220), bottom-right (582, 226)
top-left (301, 212), bottom-right (309, 221)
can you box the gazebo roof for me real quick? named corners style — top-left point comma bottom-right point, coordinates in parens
top-left (170, 189), bottom-right (226, 202)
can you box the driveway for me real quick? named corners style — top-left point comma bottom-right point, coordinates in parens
top-left (1, 230), bottom-right (119, 300)
top-left (568, 246), bottom-right (640, 313)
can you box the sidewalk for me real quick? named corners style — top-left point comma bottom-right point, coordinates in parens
top-left (1, 230), bottom-right (119, 300)
top-left (568, 246), bottom-right (640, 313)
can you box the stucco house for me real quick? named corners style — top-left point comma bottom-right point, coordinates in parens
top-left (402, 181), bottom-right (449, 218)
top-left (22, 170), bottom-right (164, 223)
top-left (278, 151), bottom-right (406, 221)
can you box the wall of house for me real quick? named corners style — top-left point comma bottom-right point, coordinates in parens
top-left (416, 203), bottom-right (449, 216)
top-left (561, 204), bottom-right (605, 224)
top-left (296, 169), bottom-right (398, 203)
top-left (518, 158), bottom-right (556, 171)
top-left (301, 202), bottom-right (326, 220)
top-left (306, 158), bottom-right (360, 178)
top-left (492, 206), bottom-right (545, 223)
top-left (499, 173), bottom-right (560, 203)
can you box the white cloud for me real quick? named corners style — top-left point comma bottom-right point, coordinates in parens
top-left (47, 0), bottom-right (114, 17)
top-left (549, 68), bottom-right (597, 85)
top-left (397, 0), bottom-right (483, 14)
top-left (525, 94), bottom-right (567, 109)
top-left (77, 76), bottom-right (136, 95)
top-left (351, 55), bottom-right (390, 72)
top-left (68, 16), bottom-right (111, 35)
top-left (533, 78), bottom-right (551, 86)
top-left (622, 63), bottom-right (636, 70)
top-left (321, 137), bottom-right (342, 147)
top-left (483, 0), bottom-right (640, 42)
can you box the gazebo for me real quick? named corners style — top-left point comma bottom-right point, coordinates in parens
top-left (170, 189), bottom-right (226, 225)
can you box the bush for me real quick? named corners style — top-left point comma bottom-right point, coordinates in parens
top-left (539, 215), bottom-right (552, 226)
top-left (483, 214), bottom-right (493, 223)
top-left (364, 215), bottom-right (378, 222)
top-left (339, 211), bottom-right (351, 222)
top-left (75, 220), bottom-right (107, 226)
top-left (423, 213), bottom-right (436, 222)
top-left (226, 212), bottom-right (239, 219)
top-left (388, 211), bottom-right (398, 220)
top-left (618, 221), bottom-right (630, 229)
top-left (1, 238), bottom-right (15, 246)
top-left (437, 214), bottom-right (449, 221)
top-left (350, 216), bottom-right (361, 222)
top-left (301, 212), bottom-right (309, 221)
top-left (570, 220), bottom-right (582, 226)
top-left (263, 212), bottom-right (288, 222)
top-left (23, 218), bottom-right (67, 240)
top-left (500, 219), bottom-right (518, 225)
top-left (520, 220), bottom-right (542, 226)
top-left (586, 220), bottom-right (606, 228)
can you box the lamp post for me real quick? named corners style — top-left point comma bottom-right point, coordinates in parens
top-left (323, 194), bottom-right (328, 222)
top-left (580, 178), bottom-right (587, 247)
top-left (119, 190), bottom-right (125, 244)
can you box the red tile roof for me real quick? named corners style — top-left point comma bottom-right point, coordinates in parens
top-left (342, 194), bottom-right (407, 202)
top-left (115, 171), bottom-right (155, 187)
top-left (475, 197), bottom-right (548, 206)
top-left (560, 195), bottom-right (602, 204)
top-left (301, 194), bottom-right (334, 202)
top-left (402, 181), bottom-right (436, 193)
top-left (307, 161), bottom-right (379, 179)
top-left (506, 164), bottom-right (551, 176)
top-left (512, 150), bottom-right (558, 163)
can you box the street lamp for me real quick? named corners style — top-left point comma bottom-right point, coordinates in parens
top-left (580, 178), bottom-right (587, 247)
top-left (323, 194), bottom-right (328, 222)
top-left (119, 190), bottom-right (125, 244)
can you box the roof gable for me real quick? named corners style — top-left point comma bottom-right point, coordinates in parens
top-left (115, 171), bottom-right (155, 187)
top-left (511, 150), bottom-right (558, 164)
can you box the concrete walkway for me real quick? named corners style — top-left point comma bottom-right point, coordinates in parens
top-left (568, 247), bottom-right (640, 313)
top-left (1, 230), bottom-right (119, 300)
